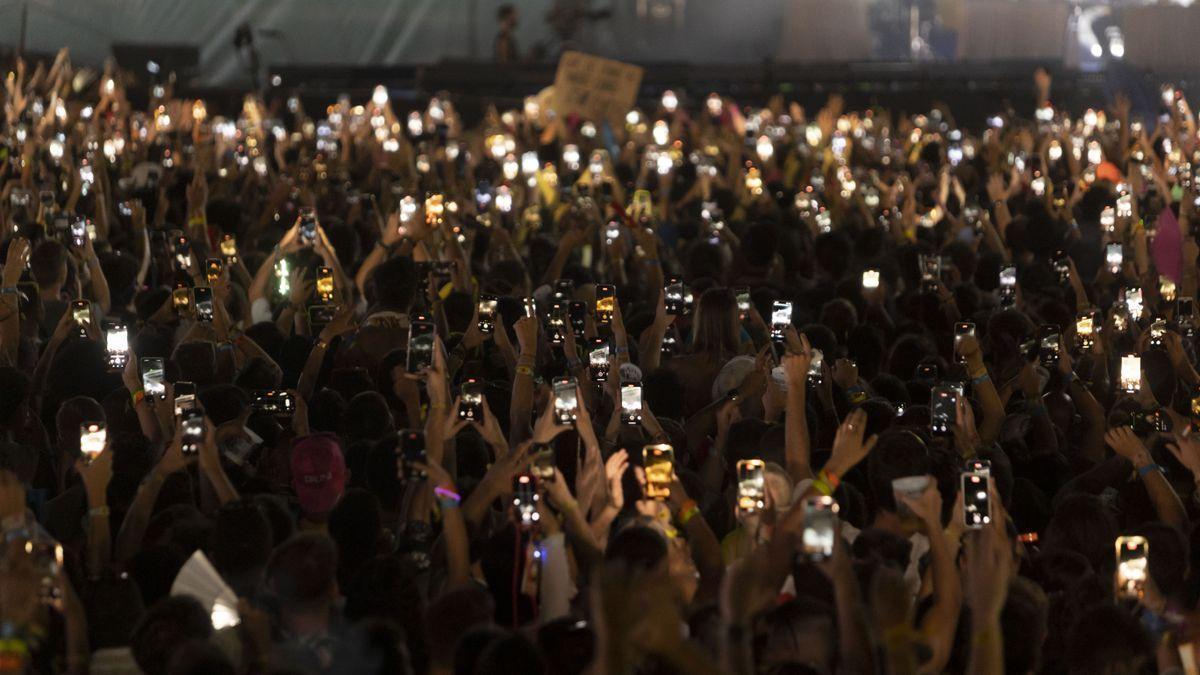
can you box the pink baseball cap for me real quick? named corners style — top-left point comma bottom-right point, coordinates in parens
top-left (290, 433), bottom-right (346, 515)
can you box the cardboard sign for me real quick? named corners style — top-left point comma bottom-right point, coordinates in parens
top-left (551, 51), bottom-right (643, 125)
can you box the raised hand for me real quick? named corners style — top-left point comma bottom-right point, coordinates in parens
top-left (514, 315), bottom-right (539, 356)
top-left (1167, 431), bottom-right (1200, 481)
top-left (604, 449), bottom-right (629, 511)
top-left (532, 401), bottom-right (571, 444)
top-left (826, 408), bottom-right (878, 477)
top-left (1105, 426), bottom-right (1151, 465)
top-left (895, 476), bottom-right (941, 532)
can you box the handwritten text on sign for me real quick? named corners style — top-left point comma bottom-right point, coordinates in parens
top-left (551, 51), bottom-right (644, 125)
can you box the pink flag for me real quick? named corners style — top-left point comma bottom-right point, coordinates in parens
top-left (1153, 207), bottom-right (1183, 282)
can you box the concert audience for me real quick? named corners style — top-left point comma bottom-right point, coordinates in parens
top-left (0, 50), bottom-right (1198, 674)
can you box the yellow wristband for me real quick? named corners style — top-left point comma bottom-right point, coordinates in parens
top-left (678, 503), bottom-right (700, 526)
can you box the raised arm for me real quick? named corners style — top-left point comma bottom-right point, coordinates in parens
top-left (1105, 427), bottom-right (1188, 531)
top-left (897, 482), bottom-right (962, 675)
top-left (114, 433), bottom-right (193, 566)
top-left (75, 445), bottom-right (113, 579)
top-left (0, 238), bottom-right (28, 366)
top-left (782, 331), bottom-right (816, 482)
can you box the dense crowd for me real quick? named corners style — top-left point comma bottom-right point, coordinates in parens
top-left (0, 49), bottom-right (1198, 674)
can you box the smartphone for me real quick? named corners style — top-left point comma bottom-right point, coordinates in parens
top-left (954, 322), bottom-right (975, 363)
top-left (547, 303), bottom-right (568, 346)
top-left (1052, 251), bottom-right (1070, 283)
top-left (299, 207), bottom-right (318, 242)
top-left (180, 411), bottom-right (205, 456)
top-left (733, 287), bottom-right (751, 319)
top-left (1179, 297), bottom-right (1197, 338)
top-left (174, 381), bottom-right (197, 417)
top-left (862, 269), bottom-right (880, 290)
top-left (1117, 193), bottom-right (1133, 219)
top-left (662, 326), bottom-right (678, 357)
top-left (665, 276), bottom-right (685, 316)
top-left (999, 266), bottom-right (1017, 305)
top-left (1038, 325), bottom-right (1061, 367)
top-left (316, 266), bottom-right (334, 303)
top-left (569, 301), bottom-right (587, 340)
top-left (1125, 286), bottom-right (1144, 321)
top-left (1147, 318), bottom-right (1167, 348)
top-left (736, 459), bottom-right (766, 515)
top-left (770, 301), bottom-right (793, 342)
top-left (632, 189), bottom-right (652, 216)
top-left (79, 422), bottom-right (106, 462)
top-left (910, 367), bottom-right (937, 389)
top-left (173, 234), bottom-right (191, 271)
top-left (70, 219), bottom-right (87, 248)
top-left (920, 254), bottom-right (941, 294)
top-left (930, 385), bottom-right (957, 435)
top-left (643, 444), bottom-right (674, 500)
top-left (27, 540), bottom-right (64, 606)
top-left (531, 444), bottom-right (556, 481)
top-left (1076, 311), bottom-right (1096, 351)
top-left (105, 322), bottom-right (129, 371)
top-left (1160, 276), bottom-right (1177, 304)
top-left (71, 299), bottom-right (91, 327)
top-left (553, 278), bottom-right (575, 304)
top-left (424, 193), bottom-right (445, 226)
top-left (964, 458), bottom-right (991, 476)
top-left (220, 234), bottom-right (238, 263)
top-left (523, 297), bottom-right (537, 319)
top-left (589, 338), bottom-right (610, 382)
top-left (406, 321), bottom-right (435, 373)
top-left (596, 284), bottom-right (615, 324)
top-left (801, 495), bottom-right (839, 560)
top-left (604, 220), bottom-right (621, 244)
top-left (1115, 535), bottom-right (1149, 599)
top-left (172, 286), bottom-right (192, 313)
top-left (307, 305), bottom-right (337, 333)
top-left (397, 429), bottom-right (426, 481)
top-left (205, 258), bottom-right (223, 285)
top-left (1107, 243), bottom-right (1124, 273)
top-left (803, 349), bottom-right (822, 387)
top-left (620, 383), bottom-right (642, 425)
top-left (193, 286), bottom-right (214, 322)
top-left (1100, 205), bottom-right (1116, 232)
top-left (1120, 355), bottom-right (1141, 392)
top-left (140, 357), bottom-right (166, 399)
top-left (250, 390), bottom-right (295, 418)
top-left (477, 294), bottom-right (498, 334)
top-left (553, 377), bottom-right (579, 425)
top-left (514, 473), bottom-right (540, 527)
top-left (962, 472), bottom-right (991, 529)
top-left (459, 378), bottom-right (483, 421)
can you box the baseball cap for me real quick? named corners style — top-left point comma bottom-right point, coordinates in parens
top-left (290, 433), bottom-right (347, 516)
